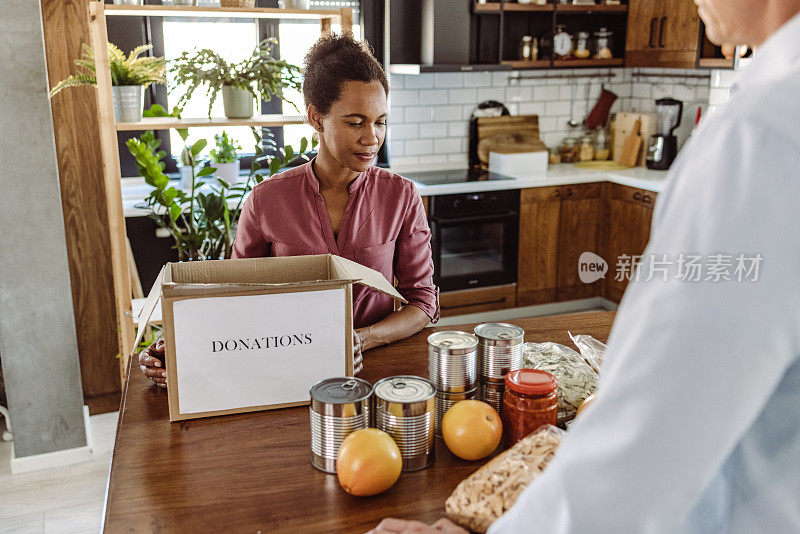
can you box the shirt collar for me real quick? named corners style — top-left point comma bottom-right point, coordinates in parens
top-left (304, 157), bottom-right (369, 195)
top-left (732, 11), bottom-right (800, 95)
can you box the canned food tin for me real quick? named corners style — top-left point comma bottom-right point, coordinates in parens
top-left (373, 375), bottom-right (436, 471)
top-left (309, 377), bottom-right (372, 473)
top-left (474, 323), bottom-right (524, 383)
top-left (478, 379), bottom-right (505, 415)
top-left (428, 331), bottom-right (478, 393)
top-left (435, 389), bottom-right (477, 437)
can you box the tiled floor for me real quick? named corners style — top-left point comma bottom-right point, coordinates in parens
top-left (0, 412), bottom-right (118, 534)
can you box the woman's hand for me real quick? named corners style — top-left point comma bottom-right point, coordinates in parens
top-left (353, 330), bottom-right (364, 375)
top-left (138, 338), bottom-right (167, 388)
top-left (367, 518), bottom-right (467, 534)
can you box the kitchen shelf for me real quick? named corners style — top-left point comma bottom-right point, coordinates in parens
top-left (552, 58), bottom-right (624, 67)
top-left (698, 58), bottom-right (734, 69)
top-left (501, 59), bottom-right (552, 69)
top-left (555, 4), bottom-right (628, 14)
top-left (473, 2), bottom-right (502, 13)
top-left (103, 4), bottom-right (345, 20)
top-left (502, 3), bottom-right (555, 12)
top-left (115, 114), bottom-right (306, 131)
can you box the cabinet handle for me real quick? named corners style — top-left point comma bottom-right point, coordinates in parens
top-left (564, 187), bottom-right (573, 198)
top-left (658, 17), bottom-right (667, 48)
top-left (642, 194), bottom-right (653, 204)
top-left (554, 189), bottom-right (561, 198)
top-left (633, 191), bottom-right (642, 201)
top-left (649, 17), bottom-right (658, 48)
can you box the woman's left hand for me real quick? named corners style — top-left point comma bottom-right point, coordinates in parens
top-left (353, 329), bottom-right (364, 375)
top-left (366, 518), bottom-right (467, 534)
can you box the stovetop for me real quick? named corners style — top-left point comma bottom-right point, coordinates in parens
top-left (404, 168), bottom-right (516, 186)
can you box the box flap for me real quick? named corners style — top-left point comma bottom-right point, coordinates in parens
top-left (161, 279), bottom-right (357, 299)
top-left (169, 255), bottom-right (332, 285)
top-left (131, 265), bottom-right (165, 354)
top-left (331, 255), bottom-right (407, 303)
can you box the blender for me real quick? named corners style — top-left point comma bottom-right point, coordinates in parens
top-left (646, 98), bottom-right (683, 170)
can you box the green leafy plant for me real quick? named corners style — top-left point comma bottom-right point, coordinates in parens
top-left (49, 43), bottom-right (166, 97)
top-left (128, 106), bottom-right (318, 260)
top-left (169, 38), bottom-right (303, 117)
top-left (209, 131), bottom-right (241, 164)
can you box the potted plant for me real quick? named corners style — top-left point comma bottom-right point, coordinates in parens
top-left (170, 38), bottom-right (302, 119)
top-left (127, 123), bottom-right (317, 261)
top-left (49, 43), bottom-right (166, 123)
top-left (209, 131), bottom-right (242, 184)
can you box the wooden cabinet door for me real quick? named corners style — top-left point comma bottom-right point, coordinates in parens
top-left (556, 183), bottom-right (603, 301)
top-left (656, 0), bottom-right (701, 67)
top-left (517, 186), bottom-right (561, 306)
top-left (625, 0), bottom-right (661, 67)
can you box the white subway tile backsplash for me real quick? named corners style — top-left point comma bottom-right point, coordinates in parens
top-left (533, 85), bottom-right (560, 101)
top-left (505, 86), bottom-right (533, 102)
top-left (448, 121), bottom-right (467, 137)
top-left (389, 123), bottom-right (419, 140)
top-left (492, 71), bottom-right (510, 86)
top-left (389, 74), bottom-right (405, 90)
top-left (435, 72), bottom-right (464, 88)
top-left (391, 156), bottom-right (420, 167)
top-left (558, 84), bottom-right (573, 100)
top-left (463, 71), bottom-right (493, 88)
top-left (425, 122), bottom-right (450, 138)
top-left (519, 102), bottom-right (546, 116)
top-left (391, 89), bottom-right (420, 107)
top-left (418, 155), bottom-right (451, 165)
top-left (405, 106), bottom-right (435, 122)
top-left (404, 74), bottom-right (435, 89)
top-left (420, 89), bottom-right (448, 106)
top-left (447, 153), bottom-right (469, 166)
top-left (449, 88), bottom-right (478, 104)
top-left (434, 105), bottom-right (462, 122)
top-left (405, 139), bottom-right (434, 156)
top-left (539, 116), bottom-right (561, 132)
top-left (389, 140), bottom-right (405, 157)
top-left (545, 100), bottom-right (571, 116)
top-left (461, 105), bottom-right (477, 120)
top-left (478, 87), bottom-right (507, 102)
top-left (632, 83), bottom-right (651, 98)
top-left (434, 137), bottom-right (462, 154)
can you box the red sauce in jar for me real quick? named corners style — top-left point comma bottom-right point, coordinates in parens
top-left (502, 369), bottom-right (558, 445)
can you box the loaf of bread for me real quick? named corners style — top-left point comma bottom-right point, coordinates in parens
top-left (445, 426), bottom-right (563, 533)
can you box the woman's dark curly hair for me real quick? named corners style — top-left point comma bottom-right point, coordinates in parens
top-left (303, 33), bottom-right (389, 115)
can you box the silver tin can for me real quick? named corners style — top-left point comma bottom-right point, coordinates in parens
top-left (478, 379), bottom-right (505, 415)
top-left (373, 375), bottom-right (436, 471)
top-left (428, 331), bottom-right (478, 393)
top-left (474, 323), bottom-right (524, 383)
top-left (435, 389), bottom-right (477, 437)
top-left (309, 377), bottom-right (372, 473)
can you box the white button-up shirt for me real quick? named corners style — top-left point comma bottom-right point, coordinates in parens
top-left (490, 12), bottom-right (800, 534)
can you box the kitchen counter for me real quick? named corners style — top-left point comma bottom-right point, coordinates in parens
top-left (103, 311), bottom-right (614, 533)
top-left (122, 165), bottom-right (668, 217)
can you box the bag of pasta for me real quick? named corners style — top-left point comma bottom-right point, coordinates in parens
top-left (522, 341), bottom-right (598, 426)
top-left (445, 425), bottom-right (564, 533)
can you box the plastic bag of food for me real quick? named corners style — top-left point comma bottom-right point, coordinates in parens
top-left (568, 331), bottom-right (607, 373)
top-left (522, 342), bottom-right (598, 426)
top-left (445, 425), bottom-right (564, 533)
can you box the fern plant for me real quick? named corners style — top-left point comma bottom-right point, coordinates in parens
top-left (170, 38), bottom-right (303, 117)
top-left (49, 43), bottom-right (166, 97)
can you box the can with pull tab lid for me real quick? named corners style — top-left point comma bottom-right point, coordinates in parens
top-left (428, 331), bottom-right (478, 393)
top-left (474, 323), bottom-right (524, 383)
top-left (373, 375), bottom-right (436, 471)
top-left (309, 377), bottom-right (372, 473)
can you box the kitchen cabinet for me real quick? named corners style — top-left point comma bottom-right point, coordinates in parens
top-left (517, 186), bottom-right (561, 306)
top-left (556, 183), bottom-right (603, 301)
top-left (600, 183), bottom-right (657, 303)
top-left (439, 284), bottom-right (517, 317)
top-left (625, 0), bottom-right (701, 68)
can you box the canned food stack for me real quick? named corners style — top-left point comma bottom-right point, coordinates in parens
top-left (309, 377), bottom-right (373, 473)
top-left (374, 376), bottom-right (436, 471)
top-left (474, 323), bottom-right (525, 415)
top-left (428, 331), bottom-right (478, 436)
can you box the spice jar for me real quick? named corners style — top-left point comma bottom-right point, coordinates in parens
top-left (548, 146), bottom-right (561, 165)
top-left (502, 369), bottom-right (558, 445)
top-left (593, 128), bottom-right (610, 160)
top-left (594, 27), bottom-right (614, 59)
top-left (559, 137), bottom-right (579, 163)
top-left (574, 32), bottom-right (591, 59)
top-left (578, 135), bottom-right (595, 162)
top-left (519, 36), bottom-right (536, 61)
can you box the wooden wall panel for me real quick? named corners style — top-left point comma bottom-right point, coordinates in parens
top-left (41, 0), bottom-right (121, 413)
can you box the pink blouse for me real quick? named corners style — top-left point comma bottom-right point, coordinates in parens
top-left (231, 160), bottom-right (439, 329)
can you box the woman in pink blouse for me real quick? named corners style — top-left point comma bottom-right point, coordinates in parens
top-left (139, 33), bottom-right (438, 387)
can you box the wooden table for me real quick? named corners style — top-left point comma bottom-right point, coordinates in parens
top-left (104, 311), bottom-right (615, 533)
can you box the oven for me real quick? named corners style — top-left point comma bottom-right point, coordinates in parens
top-left (428, 190), bottom-right (519, 292)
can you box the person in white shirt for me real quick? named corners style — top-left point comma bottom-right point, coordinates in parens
top-left (371, 0), bottom-right (800, 532)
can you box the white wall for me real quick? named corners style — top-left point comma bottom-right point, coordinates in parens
top-left (387, 67), bottom-right (738, 167)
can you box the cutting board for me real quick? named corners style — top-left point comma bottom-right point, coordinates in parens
top-left (476, 115), bottom-right (547, 168)
top-left (618, 119), bottom-right (642, 167)
top-left (613, 112), bottom-right (656, 166)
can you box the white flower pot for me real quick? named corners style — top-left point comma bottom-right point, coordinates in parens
top-left (221, 86), bottom-right (253, 119)
top-left (212, 161), bottom-right (241, 184)
top-left (113, 86), bottom-right (144, 123)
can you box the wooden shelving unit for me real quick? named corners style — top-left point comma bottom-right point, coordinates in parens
top-left (501, 59), bottom-right (552, 68)
top-left (697, 58), bottom-right (734, 69)
top-left (88, 2), bottom-right (352, 381)
top-left (554, 58), bottom-right (624, 67)
top-left (555, 4), bottom-right (627, 14)
top-left (502, 3), bottom-right (555, 12)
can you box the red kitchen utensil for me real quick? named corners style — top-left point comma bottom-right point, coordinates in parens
top-left (585, 88), bottom-right (618, 130)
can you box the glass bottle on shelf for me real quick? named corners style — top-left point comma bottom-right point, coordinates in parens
top-left (519, 36), bottom-right (539, 61)
top-left (594, 27), bottom-right (614, 59)
top-left (574, 31), bottom-right (591, 59)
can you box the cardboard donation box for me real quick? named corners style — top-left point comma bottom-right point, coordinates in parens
top-left (133, 254), bottom-right (406, 421)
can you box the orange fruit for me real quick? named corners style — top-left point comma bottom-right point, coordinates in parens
top-left (577, 394), bottom-right (596, 417)
top-left (442, 400), bottom-right (502, 461)
top-left (336, 428), bottom-right (402, 496)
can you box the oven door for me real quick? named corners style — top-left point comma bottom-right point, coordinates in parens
top-left (430, 212), bottom-right (519, 292)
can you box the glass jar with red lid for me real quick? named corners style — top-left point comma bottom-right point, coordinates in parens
top-left (502, 369), bottom-right (558, 445)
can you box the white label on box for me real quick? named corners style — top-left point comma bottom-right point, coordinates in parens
top-left (172, 288), bottom-right (346, 414)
